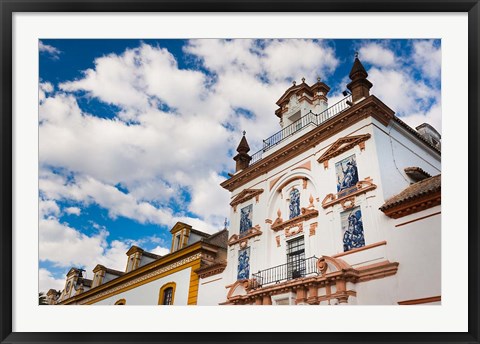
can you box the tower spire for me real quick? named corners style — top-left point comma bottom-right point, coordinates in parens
top-left (233, 131), bottom-right (252, 172)
top-left (346, 53), bottom-right (373, 104)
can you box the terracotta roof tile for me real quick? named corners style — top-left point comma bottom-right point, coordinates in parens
top-left (380, 174), bottom-right (441, 211)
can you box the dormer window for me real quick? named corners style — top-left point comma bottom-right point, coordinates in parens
top-left (170, 222), bottom-right (193, 253)
top-left (125, 246), bottom-right (144, 272)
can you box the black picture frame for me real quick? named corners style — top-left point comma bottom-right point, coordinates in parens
top-left (1, 1), bottom-right (479, 343)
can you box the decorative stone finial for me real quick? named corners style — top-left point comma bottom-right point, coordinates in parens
top-left (292, 80), bottom-right (296, 86)
top-left (355, 51), bottom-right (359, 59)
top-left (317, 75), bottom-right (321, 82)
top-left (301, 77), bottom-right (306, 83)
top-left (242, 130), bottom-right (246, 136)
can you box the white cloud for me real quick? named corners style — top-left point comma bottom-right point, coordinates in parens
top-left (150, 246), bottom-right (170, 256)
top-left (359, 43), bottom-right (396, 67)
top-left (401, 101), bottom-right (442, 134)
top-left (39, 41), bottom-right (61, 60)
top-left (65, 207), bottom-right (81, 215)
top-left (39, 81), bottom-right (54, 103)
top-left (39, 199), bottom-right (60, 218)
top-left (412, 40), bottom-right (441, 80)
top-left (368, 67), bottom-right (438, 116)
top-left (39, 217), bottom-right (107, 268)
top-left (39, 268), bottom-right (65, 293)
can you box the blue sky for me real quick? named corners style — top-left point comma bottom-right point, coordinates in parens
top-left (38, 39), bottom-right (441, 292)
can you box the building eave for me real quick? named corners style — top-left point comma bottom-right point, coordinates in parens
top-left (221, 95), bottom-right (395, 192)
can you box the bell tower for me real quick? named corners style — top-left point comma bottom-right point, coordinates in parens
top-left (274, 77), bottom-right (331, 128)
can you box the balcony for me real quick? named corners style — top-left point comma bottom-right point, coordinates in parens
top-left (249, 94), bottom-right (352, 165)
top-left (251, 256), bottom-right (319, 288)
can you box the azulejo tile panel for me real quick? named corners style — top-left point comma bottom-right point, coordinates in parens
top-left (237, 247), bottom-right (250, 280)
top-left (289, 188), bottom-right (301, 219)
top-left (335, 154), bottom-right (359, 192)
top-left (240, 204), bottom-right (253, 234)
top-left (341, 206), bottom-right (365, 252)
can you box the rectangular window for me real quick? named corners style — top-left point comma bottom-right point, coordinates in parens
top-left (341, 206), bottom-right (365, 252)
top-left (335, 154), bottom-right (359, 194)
top-left (239, 204), bottom-right (253, 237)
top-left (286, 236), bottom-right (305, 280)
top-left (237, 247), bottom-right (250, 280)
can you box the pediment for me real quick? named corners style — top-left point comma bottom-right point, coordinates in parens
top-left (230, 188), bottom-right (264, 210)
top-left (317, 134), bottom-right (371, 166)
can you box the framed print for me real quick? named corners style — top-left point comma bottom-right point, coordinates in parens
top-left (1, 1), bottom-right (479, 344)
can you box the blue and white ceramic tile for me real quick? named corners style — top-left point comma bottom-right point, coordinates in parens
top-left (335, 154), bottom-right (359, 192)
top-left (341, 206), bottom-right (365, 252)
top-left (240, 204), bottom-right (253, 234)
top-left (289, 188), bottom-right (301, 219)
top-left (237, 247), bottom-right (250, 280)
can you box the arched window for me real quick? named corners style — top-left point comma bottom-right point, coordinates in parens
top-left (114, 298), bottom-right (126, 305)
top-left (289, 188), bottom-right (300, 219)
top-left (158, 282), bottom-right (176, 305)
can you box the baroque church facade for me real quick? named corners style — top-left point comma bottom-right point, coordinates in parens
top-left (46, 56), bottom-right (441, 306)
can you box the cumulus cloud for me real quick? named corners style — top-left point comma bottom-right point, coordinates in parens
top-left (412, 40), bottom-right (441, 81)
top-left (359, 43), bottom-right (396, 67)
top-left (39, 41), bottom-right (62, 60)
top-left (39, 268), bottom-right (65, 293)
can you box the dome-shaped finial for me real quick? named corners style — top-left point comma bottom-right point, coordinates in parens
top-left (301, 77), bottom-right (306, 83)
top-left (292, 80), bottom-right (296, 86)
top-left (317, 75), bottom-right (321, 82)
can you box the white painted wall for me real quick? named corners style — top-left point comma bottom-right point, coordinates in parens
top-left (373, 120), bottom-right (441, 200)
top-left (92, 268), bottom-right (192, 305)
top-left (197, 272), bottom-right (228, 306)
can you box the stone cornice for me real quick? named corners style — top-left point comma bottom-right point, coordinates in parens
top-left (271, 208), bottom-right (319, 232)
top-left (195, 261), bottom-right (227, 279)
top-left (221, 95), bottom-right (395, 192)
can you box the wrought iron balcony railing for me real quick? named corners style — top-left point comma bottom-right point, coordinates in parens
top-left (251, 256), bottom-right (319, 288)
top-left (250, 94), bottom-right (352, 165)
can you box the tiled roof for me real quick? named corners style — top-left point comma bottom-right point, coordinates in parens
top-left (142, 251), bottom-right (162, 260)
top-left (104, 267), bottom-right (125, 276)
top-left (380, 174), bottom-right (441, 211)
top-left (404, 166), bottom-right (432, 182)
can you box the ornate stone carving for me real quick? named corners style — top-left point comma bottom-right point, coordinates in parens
top-left (228, 225), bottom-right (262, 247)
top-left (322, 177), bottom-right (377, 209)
top-left (317, 134), bottom-right (371, 165)
top-left (309, 222), bottom-right (318, 236)
top-left (285, 223), bottom-right (303, 238)
top-left (230, 188), bottom-right (264, 211)
top-left (271, 208), bottom-right (319, 232)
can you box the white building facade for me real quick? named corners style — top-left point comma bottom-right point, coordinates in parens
top-left (209, 56), bottom-right (441, 306)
